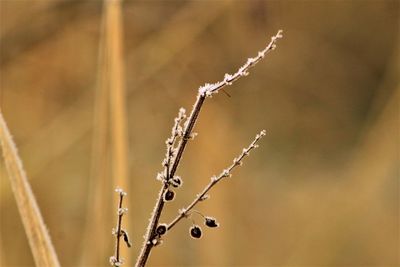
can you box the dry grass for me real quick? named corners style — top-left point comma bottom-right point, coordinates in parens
top-left (0, 111), bottom-right (60, 267)
top-left (106, 0), bottom-right (129, 194)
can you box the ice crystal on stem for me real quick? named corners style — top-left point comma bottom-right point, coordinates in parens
top-left (198, 30), bottom-right (283, 98)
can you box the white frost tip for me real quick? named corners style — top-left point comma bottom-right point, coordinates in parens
top-left (156, 172), bottom-right (165, 181)
top-left (115, 188), bottom-right (126, 196)
top-left (109, 256), bottom-right (123, 266)
top-left (222, 169), bottom-right (230, 177)
top-left (198, 83), bottom-right (211, 95)
top-left (118, 208), bottom-right (128, 215)
top-left (260, 130), bottom-right (267, 136)
top-left (224, 73), bottom-right (233, 85)
top-left (179, 208), bottom-right (187, 215)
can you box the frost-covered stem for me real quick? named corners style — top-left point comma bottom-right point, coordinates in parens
top-left (115, 193), bottom-right (124, 264)
top-left (111, 188), bottom-right (128, 267)
top-left (136, 30), bottom-right (282, 267)
top-left (198, 30), bottom-right (283, 97)
top-left (136, 94), bottom-right (205, 267)
top-left (167, 130), bottom-right (266, 231)
top-left (170, 94), bottom-right (205, 177)
top-left (164, 108), bottom-right (186, 181)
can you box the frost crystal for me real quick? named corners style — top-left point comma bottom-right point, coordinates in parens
top-left (199, 194), bottom-right (210, 201)
top-left (247, 57), bottom-right (256, 65)
top-left (222, 169), bottom-right (230, 177)
top-left (115, 188), bottom-right (126, 196)
top-left (198, 83), bottom-right (212, 95)
top-left (156, 172), bottom-right (165, 181)
top-left (261, 130), bottom-right (267, 136)
top-left (179, 107), bottom-right (186, 116)
top-left (190, 132), bottom-right (198, 139)
top-left (179, 208), bottom-right (187, 216)
top-left (118, 208), bottom-right (128, 215)
top-left (109, 256), bottom-right (123, 266)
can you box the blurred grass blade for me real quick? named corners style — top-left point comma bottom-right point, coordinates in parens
top-left (80, 0), bottom-right (128, 265)
top-left (106, 0), bottom-right (129, 192)
top-left (0, 111), bottom-right (60, 267)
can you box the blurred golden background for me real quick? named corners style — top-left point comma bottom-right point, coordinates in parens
top-left (0, 0), bottom-right (399, 266)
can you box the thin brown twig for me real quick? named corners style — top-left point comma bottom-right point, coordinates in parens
top-left (0, 111), bottom-right (60, 267)
top-left (110, 188), bottom-right (130, 266)
top-left (167, 130), bottom-right (266, 231)
top-left (136, 30), bottom-right (283, 267)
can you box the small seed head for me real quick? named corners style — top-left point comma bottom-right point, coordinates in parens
top-left (163, 189), bottom-right (175, 202)
top-left (170, 176), bottom-right (182, 188)
top-left (156, 224), bottom-right (167, 236)
top-left (205, 217), bottom-right (219, 228)
top-left (190, 225), bottom-right (202, 239)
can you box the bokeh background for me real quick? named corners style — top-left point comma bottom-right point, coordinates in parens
top-left (0, 0), bottom-right (399, 266)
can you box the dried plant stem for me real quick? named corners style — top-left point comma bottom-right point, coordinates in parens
top-left (136, 95), bottom-right (205, 267)
top-left (115, 193), bottom-right (124, 264)
top-left (0, 111), bottom-right (60, 267)
top-left (110, 188), bottom-right (130, 266)
top-left (167, 130), bottom-right (266, 230)
top-left (136, 30), bottom-right (282, 267)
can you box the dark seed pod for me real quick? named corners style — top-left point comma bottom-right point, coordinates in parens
top-left (163, 189), bottom-right (175, 202)
top-left (190, 225), bottom-right (202, 239)
top-left (205, 217), bottom-right (219, 228)
top-left (156, 224), bottom-right (167, 236)
top-left (171, 176), bottom-right (182, 188)
top-left (121, 230), bottom-right (132, 247)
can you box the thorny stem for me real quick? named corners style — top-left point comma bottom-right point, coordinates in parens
top-left (167, 130), bottom-right (266, 231)
top-left (136, 30), bottom-right (282, 267)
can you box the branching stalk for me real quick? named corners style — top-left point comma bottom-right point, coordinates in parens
top-left (167, 130), bottom-right (266, 231)
top-left (136, 30), bottom-right (282, 267)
